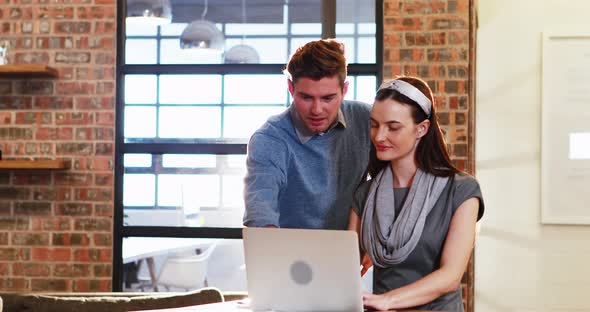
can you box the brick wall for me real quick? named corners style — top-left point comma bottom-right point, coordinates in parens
top-left (0, 0), bottom-right (116, 292)
top-left (382, 0), bottom-right (476, 311)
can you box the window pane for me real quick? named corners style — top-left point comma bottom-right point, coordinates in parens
top-left (125, 23), bottom-right (157, 36)
top-left (227, 154), bottom-right (247, 168)
top-left (291, 23), bottom-right (321, 35)
top-left (336, 23), bottom-right (355, 35)
top-left (338, 37), bottom-right (356, 63)
top-left (159, 75), bottom-right (222, 104)
top-left (225, 23), bottom-right (287, 36)
top-left (158, 174), bottom-right (220, 208)
top-left (222, 175), bottom-right (246, 207)
top-left (125, 39), bottom-right (158, 64)
top-left (160, 23), bottom-right (187, 36)
top-left (160, 39), bottom-right (224, 64)
top-left (224, 106), bottom-right (285, 139)
top-left (124, 106), bottom-right (156, 138)
top-left (337, 0), bottom-right (376, 26)
top-left (224, 75), bottom-right (287, 104)
top-left (357, 37), bottom-right (376, 63)
top-left (125, 75), bottom-right (157, 104)
top-left (356, 75), bottom-right (377, 104)
top-left (159, 107), bottom-right (221, 138)
top-left (124, 154), bottom-right (152, 167)
top-left (122, 238), bottom-right (246, 292)
top-left (358, 23), bottom-right (376, 34)
top-left (123, 174), bottom-right (155, 206)
top-left (162, 154), bottom-right (217, 168)
top-left (122, 154), bottom-right (248, 227)
top-left (224, 38), bottom-right (287, 64)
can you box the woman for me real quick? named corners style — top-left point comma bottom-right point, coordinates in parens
top-left (348, 76), bottom-right (484, 311)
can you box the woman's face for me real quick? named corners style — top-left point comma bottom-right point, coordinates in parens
top-left (370, 98), bottom-right (428, 163)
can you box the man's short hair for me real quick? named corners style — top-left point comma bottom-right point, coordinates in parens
top-left (283, 39), bottom-right (348, 89)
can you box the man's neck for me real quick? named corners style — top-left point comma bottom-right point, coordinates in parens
top-left (289, 104), bottom-right (346, 143)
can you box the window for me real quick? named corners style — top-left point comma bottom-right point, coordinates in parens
top-left (115, 0), bottom-right (382, 292)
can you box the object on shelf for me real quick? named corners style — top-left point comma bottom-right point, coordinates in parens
top-left (0, 40), bottom-right (8, 65)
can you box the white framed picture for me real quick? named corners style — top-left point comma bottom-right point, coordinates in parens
top-left (541, 31), bottom-right (590, 224)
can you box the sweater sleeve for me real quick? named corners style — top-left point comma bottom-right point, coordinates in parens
top-left (243, 132), bottom-right (289, 227)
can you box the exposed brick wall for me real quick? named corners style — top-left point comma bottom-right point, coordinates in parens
top-left (382, 0), bottom-right (476, 311)
top-left (383, 0), bottom-right (472, 170)
top-left (0, 0), bottom-right (116, 292)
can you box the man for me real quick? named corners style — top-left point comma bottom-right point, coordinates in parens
top-left (243, 39), bottom-right (371, 229)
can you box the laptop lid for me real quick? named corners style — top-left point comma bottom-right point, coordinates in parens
top-left (243, 228), bottom-right (363, 312)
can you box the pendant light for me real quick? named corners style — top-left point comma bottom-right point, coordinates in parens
top-left (224, 0), bottom-right (260, 64)
top-left (179, 0), bottom-right (225, 53)
top-left (126, 0), bottom-right (172, 26)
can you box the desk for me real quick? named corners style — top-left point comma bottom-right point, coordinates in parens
top-left (123, 237), bottom-right (216, 291)
top-left (130, 300), bottom-right (434, 312)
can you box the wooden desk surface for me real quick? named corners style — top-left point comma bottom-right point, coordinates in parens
top-left (130, 300), bottom-right (434, 312)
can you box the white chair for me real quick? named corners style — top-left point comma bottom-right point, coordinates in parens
top-left (150, 244), bottom-right (217, 292)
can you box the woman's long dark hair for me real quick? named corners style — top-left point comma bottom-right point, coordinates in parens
top-left (365, 76), bottom-right (458, 180)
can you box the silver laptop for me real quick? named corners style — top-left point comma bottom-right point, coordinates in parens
top-left (242, 228), bottom-right (363, 312)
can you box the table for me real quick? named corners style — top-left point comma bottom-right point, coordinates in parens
top-left (123, 237), bottom-right (216, 291)
top-left (130, 300), bottom-right (435, 312)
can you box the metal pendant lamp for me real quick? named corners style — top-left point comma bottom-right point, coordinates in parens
top-left (224, 0), bottom-right (260, 64)
top-left (225, 44), bottom-right (260, 64)
top-left (179, 0), bottom-right (225, 53)
top-left (126, 0), bottom-right (172, 26)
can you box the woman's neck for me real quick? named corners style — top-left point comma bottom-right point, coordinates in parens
top-left (390, 158), bottom-right (417, 188)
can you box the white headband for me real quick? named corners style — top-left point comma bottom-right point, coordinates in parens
top-left (378, 79), bottom-right (432, 117)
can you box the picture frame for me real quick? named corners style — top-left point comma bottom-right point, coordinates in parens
top-left (541, 31), bottom-right (590, 224)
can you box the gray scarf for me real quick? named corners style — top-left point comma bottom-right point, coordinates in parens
top-left (360, 166), bottom-right (449, 267)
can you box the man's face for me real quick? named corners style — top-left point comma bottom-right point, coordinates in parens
top-left (289, 76), bottom-right (348, 134)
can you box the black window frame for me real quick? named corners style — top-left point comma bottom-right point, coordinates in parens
top-left (113, 0), bottom-right (383, 291)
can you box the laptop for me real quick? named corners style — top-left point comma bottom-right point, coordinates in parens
top-left (242, 227), bottom-right (364, 312)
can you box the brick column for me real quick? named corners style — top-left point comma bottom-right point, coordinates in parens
top-left (0, 0), bottom-right (116, 292)
top-left (382, 0), bottom-right (476, 311)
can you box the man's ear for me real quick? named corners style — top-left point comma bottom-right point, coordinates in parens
top-left (342, 80), bottom-right (349, 97)
top-left (288, 79), bottom-right (294, 97)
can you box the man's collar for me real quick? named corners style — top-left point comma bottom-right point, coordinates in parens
top-left (289, 104), bottom-right (347, 144)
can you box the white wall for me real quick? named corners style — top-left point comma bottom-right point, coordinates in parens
top-left (475, 1), bottom-right (590, 311)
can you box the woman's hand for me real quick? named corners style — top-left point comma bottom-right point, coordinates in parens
top-left (361, 252), bottom-right (373, 276)
top-left (363, 292), bottom-right (395, 311)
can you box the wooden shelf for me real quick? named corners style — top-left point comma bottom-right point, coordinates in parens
top-left (0, 64), bottom-right (58, 78)
top-left (0, 160), bottom-right (68, 170)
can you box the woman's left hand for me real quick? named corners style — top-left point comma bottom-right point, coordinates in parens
top-left (362, 292), bottom-right (394, 311)
top-left (361, 253), bottom-right (373, 276)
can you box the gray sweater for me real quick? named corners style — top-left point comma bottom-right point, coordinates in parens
top-left (243, 100), bottom-right (371, 229)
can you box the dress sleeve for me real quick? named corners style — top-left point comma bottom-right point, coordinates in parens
top-left (452, 173), bottom-right (485, 221)
top-left (242, 133), bottom-right (289, 227)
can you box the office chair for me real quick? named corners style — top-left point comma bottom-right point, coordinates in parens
top-left (151, 244), bottom-right (217, 292)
